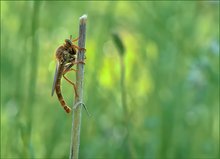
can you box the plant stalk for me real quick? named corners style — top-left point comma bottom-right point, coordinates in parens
top-left (69, 14), bottom-right (87, 159)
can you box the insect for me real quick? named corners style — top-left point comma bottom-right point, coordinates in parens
top-left (51, 36), bottom-right (84, 113)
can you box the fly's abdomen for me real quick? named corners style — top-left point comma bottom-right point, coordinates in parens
top-left (55, 65), bottom-right (71, 113)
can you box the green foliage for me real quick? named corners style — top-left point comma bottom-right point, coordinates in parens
top-left (1, 1), bottom-right (219, 159)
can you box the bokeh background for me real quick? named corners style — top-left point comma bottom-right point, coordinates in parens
top-left (1, 1), bottom-right (219, 159)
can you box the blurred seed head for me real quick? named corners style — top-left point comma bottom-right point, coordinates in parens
top-left (112, 31), bottom-right (125, 57)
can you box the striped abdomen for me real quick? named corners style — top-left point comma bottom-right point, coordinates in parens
top-left (55, 64), bottom-right (71, 113)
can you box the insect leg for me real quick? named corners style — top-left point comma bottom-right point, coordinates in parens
top-left (62, 63), bottom-right (77, 85)
top-left (72, 37), bottom-right (79, 42)
top-left (62, 68), bottom-right (78, 97)
top-left (63, 63), bottom-right (75, 74)
top-left (71, 60), bottom-right (85, 65)
top-left (69, 35), bottom-right (79, 42)
top-left (72, 45), bottom-right (86, 52)
top-left (63, 68), bottom-right (77, 74)
top-left (62, 61), bottom-right (85, 97)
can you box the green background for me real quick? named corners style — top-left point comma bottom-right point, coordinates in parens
top-left (1, 1), bottom-right (219, 159)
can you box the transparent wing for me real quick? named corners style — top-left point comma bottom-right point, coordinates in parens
top-left (51, 62), bottom-right (59, 96)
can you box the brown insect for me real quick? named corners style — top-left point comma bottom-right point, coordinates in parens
top-left (51, 36), bottom-right (84, 113)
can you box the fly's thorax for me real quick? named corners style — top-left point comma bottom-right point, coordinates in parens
top-left (55, 46), bottom-right (64, 60)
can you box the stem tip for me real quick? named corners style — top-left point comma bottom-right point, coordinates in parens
top-left (79, 14), bottom-right (87, 24)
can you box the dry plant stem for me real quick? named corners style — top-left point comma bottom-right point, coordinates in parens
top-left (69, 15), bottom-right (87, 159)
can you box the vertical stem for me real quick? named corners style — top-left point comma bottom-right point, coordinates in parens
top-left (69, 15), bottom-right (87, 159)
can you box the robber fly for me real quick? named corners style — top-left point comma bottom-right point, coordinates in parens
top-left (51, 36), bottom-right (84, 113)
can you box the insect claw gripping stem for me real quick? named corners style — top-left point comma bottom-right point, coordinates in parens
top-left (73, 101), bottom-right (91, 116)
top-left (72, 44), bottom-right (86, 52)
top-left (72, 60), bottom-right (85, 65)
top-left (79, 47), bottom-right (86, 52)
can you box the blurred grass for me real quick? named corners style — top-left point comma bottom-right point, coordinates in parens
top-left (1, 1), bottom-right (219, 159)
